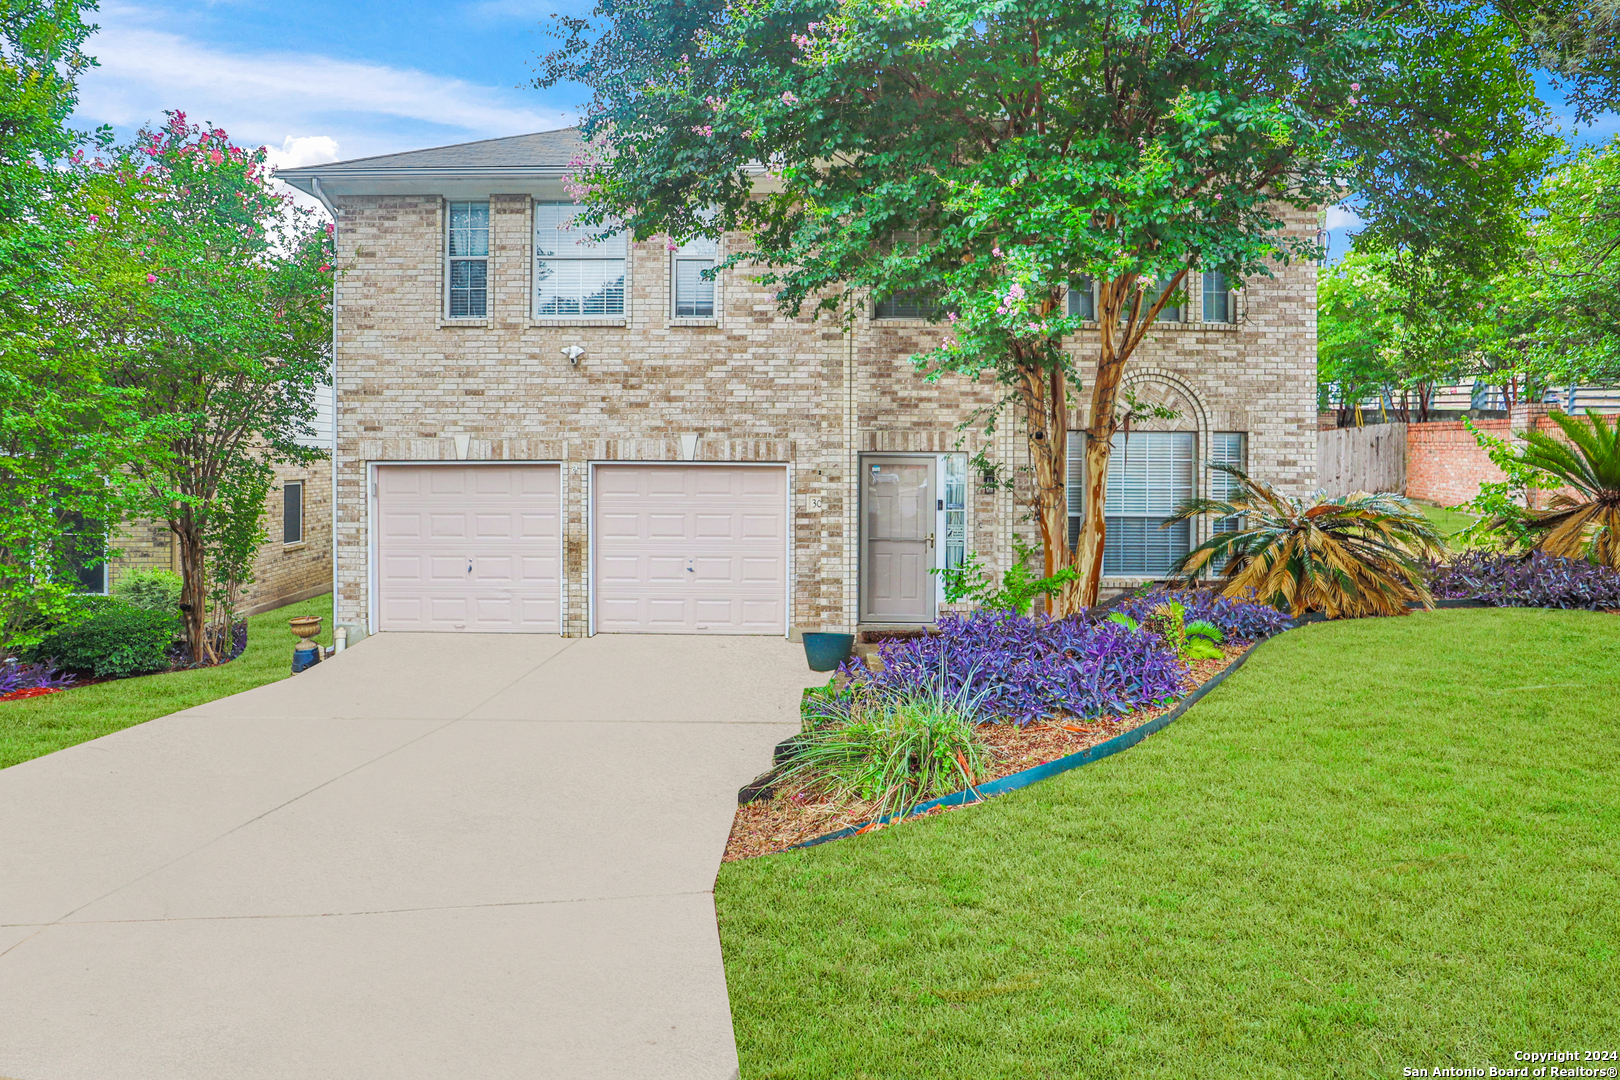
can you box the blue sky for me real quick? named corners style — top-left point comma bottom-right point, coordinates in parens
top-left (72, 0), bottom-right (588, 175)
top-left (70, 0), bottom-right (1620, 247)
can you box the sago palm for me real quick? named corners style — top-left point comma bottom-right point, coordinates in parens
top-left (1167, 464), bottom-right (1445, 619)
top-left (1515, 410), bottom-right (1620, 569)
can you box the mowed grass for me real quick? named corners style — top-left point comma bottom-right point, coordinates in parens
top-left (716, 608), bottom-right (1619, 1078)
top-left (1415, 500), bottom-right (1477, 545)
top-left (0, 593), bottom-right (333, 769)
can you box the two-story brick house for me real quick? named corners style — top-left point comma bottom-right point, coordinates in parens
top-left (280, 127), bottom-right (1317, 641)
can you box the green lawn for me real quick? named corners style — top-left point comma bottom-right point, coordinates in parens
top-left (1, 593), bottom-right (333, 769)
top-left (1415, 500), bottom-right (1477, 544)
top-left (716, 608), bottom-right (1620, 1077)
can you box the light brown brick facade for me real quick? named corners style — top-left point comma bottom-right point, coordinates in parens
top-left (322, 186), bottom-right (1318, 637)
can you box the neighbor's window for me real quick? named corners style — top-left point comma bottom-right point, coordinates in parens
top-left (1203, 271), bottom-right (1235, 323)
top-left (673, 236), bottom-right (718, 318)
top-left (535, 202), bottom-right (627, 316)
top-left (1067, 276), bottom-right (1096, 320)
top-left (61, 511), bottom-right (107, 594)
top-left (446, 201), bottom-right (489, 318)
top-left (1066, 430), bottom-right (1195, 576)
top-left (283, 481), bottom-right (304, 545)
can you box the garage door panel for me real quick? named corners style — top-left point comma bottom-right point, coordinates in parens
top-left (593, 465), bottom-right (786, 634)
top-left (376, 465), bottom-right (561, 633)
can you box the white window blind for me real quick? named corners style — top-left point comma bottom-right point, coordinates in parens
top-left (1209, 432), bottom-right (1247, 541)
top-left (447, 201), bottom-right (488, 318)
top-left (673, 236), bottom-right (718, 318)
top-left (1065, 430), bottom-right (1195, 575)
top-left (535, 202), bottom-right (627, 316)
top-left (1203, 271), bottom-right (1234, 323)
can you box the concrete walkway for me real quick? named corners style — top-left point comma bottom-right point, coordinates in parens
top-left (0, 634), bottom-right (817, 1080)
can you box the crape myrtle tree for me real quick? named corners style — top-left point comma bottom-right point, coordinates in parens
top-left (81, 113), bottom-right (333, 662)
top-left (539, 0), bottom-right (1547, 611)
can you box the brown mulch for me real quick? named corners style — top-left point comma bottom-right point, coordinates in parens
top-left (721, 641), bottom-right (1251, 862)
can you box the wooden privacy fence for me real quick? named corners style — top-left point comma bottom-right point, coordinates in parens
top-left (1318, 422), bottom-right (1407, 496)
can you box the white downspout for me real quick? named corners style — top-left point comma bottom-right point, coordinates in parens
top-left (312, 178), bottom-right (341, 634)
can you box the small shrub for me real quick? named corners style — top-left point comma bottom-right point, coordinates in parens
top-left (1108, 586), bottom-right (1291, 641)
top-left (932, 538), bottom-right (1078, 615)
top-left (1429, 551), bottom-right (1620, 610)
top-left (24, 597), bottom-right (178, 678)
top-left (840, 610), bottom-right (1185, 726)
top-left (1108, 601), bottom-right (1226, 660)
top-left (111, 568), bottom-right (184, 612)
top-left (780, 682), bottom-right (990, 818)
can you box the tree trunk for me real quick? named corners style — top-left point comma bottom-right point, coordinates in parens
top-left (1010, 270), bottom-right (1187, 617)
top-left (171, 514), bottom-right (214, 666)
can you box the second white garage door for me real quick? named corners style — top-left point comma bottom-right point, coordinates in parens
top-left (376, 464), bottom-right (562, 632)
top-left (594, 464), bottom-right (787, 634)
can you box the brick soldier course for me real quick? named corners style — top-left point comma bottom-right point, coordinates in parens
top-left (281, 128), bottom-right (1318, 639)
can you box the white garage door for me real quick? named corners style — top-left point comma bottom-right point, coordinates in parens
top-left (594, 465), bottom-right (787, 634)
top-left (376, 464), bottom-right (562, 632)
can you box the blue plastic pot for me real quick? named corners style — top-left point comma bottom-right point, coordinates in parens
top-left (802, 632), bottom-right (855, 672)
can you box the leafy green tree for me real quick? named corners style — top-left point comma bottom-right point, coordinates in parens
top-left (541, 0), bottom-right (1549, 610)
top-left (79, 113), bottom-right (333, 662)
top-left (0, 0), bottom-right (139, 656)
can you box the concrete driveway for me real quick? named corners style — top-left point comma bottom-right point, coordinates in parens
top-left (0, 633), bottom-right (817, 1080)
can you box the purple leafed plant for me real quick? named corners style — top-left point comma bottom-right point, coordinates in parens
top-left (839, 610), bottom-right (1186, 726)
top-left (1106, 586), bottom-right (1291, 641)
top-left (0, 660), bottom-right (76, 697)
top-left (1430, 551), bottom-right (1620, 610)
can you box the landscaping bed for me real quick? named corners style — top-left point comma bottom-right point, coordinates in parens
top-left (716, 607), bottom-right (1620, 1075)
top-left (724, 641), bottom-right (1248, 861)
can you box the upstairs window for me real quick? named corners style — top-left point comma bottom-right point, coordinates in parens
top-left (283, 481), bottom-right (304, 545)
top-left (446, 201), bottom-right (489, 318)
top-left (535, 202), bottom-right (627, 317)
top-left (673, 236), bottom-right (718, 318)
top-left (874, 290), bottom-right (946, 320)
top-left (1068, 276), bottom-right (1096, 320)
top-left (1148, 276), bottom-right (1183, 323)
top-left (1203, 271), bottom-right (1235, 323)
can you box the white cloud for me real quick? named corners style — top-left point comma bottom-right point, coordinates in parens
top-left (1324, 204), bottom-right (1364, 232)
top-left (263, 135), bottom-right (341, 171)
top-left (74, 2), bottom-right (574, 163)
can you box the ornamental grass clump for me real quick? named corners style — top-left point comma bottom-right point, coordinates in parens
top-left (840, 610), bottom-right (1185, 726)
top-left (1430, 550), bottom-right (1620, 610)
top-left (1170, 464), bottom-right (1444, 618)
top-left (779, 679), bottom-right (991, 819)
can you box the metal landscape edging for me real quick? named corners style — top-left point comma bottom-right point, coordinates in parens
top-left (787, 632), bottom-right (1276, 852)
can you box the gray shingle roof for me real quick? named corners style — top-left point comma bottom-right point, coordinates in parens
top-left (289, 128), bottom-right (585, 173)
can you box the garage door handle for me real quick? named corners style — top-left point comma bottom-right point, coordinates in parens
top-left (467, 559), bottom-right (473, 576)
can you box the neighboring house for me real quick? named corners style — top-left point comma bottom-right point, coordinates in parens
top-left (87, 395), bottom-right (334, 616)
top-left (279, 128), bottom-right (1317, 640)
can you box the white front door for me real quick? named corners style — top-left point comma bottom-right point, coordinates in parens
top-left (861, 457), bottom-right (937, 623)
top-left (593, 464), bottom-right (787, 634)
top-left (375, 464), bottom-right (562, 632)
